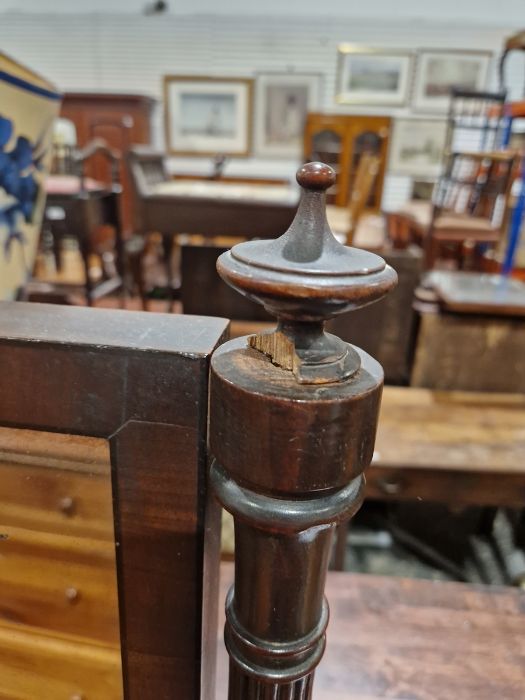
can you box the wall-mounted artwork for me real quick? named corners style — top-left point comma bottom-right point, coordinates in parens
top-left (163, 76), bottom-right (253, 156)
top-left (388, 118), bottom-right (448, 177)
top-left (412, 50), bottom-right (492, 113)
top-left (254, 73), bottom-right (321, 158)
top-left (336, 46), bottom-right (413, 106)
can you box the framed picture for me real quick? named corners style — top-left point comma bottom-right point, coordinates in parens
top-left (412, 50), bottom-right (492, 113)
top-left (254, 73), bottom-right (321, 158)
top-left (336, 46), bottom-right (413, 106)
top-left (389, 118), bottom-right (448, 177)
top-left (163, 75), bottom-right (253, 156)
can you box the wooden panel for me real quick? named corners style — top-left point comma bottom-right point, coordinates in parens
top-left (217, 563), bottom-right (525, 700)
top-left (328, 249), bottom-right (421, 384)
top-left (0, 427), bottom-right (120, 649)
top-left (0, 526), bottom-right (120, 646)
top-left (411, 312), bottom-right (525, 392)
top-left (0, 461), bottom-right (114, 541)
top-left (0, 620), bottom-right (122, 700)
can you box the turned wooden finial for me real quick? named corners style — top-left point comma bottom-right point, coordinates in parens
top-left (210, 162), bottom-right (397, 700)
top-left (217, 162), bottom-right (397, 383)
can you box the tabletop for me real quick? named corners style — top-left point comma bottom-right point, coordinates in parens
top-left (422, 271), bottom-right (525, 316)
top-left (216, 562), bottom-right (525, 700)
top-left (149, 179), bottom-right (299, 205)
top-left (376, 387), bottom-right (525, 474)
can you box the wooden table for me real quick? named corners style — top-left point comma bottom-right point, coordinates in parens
top-left (141, 179), bottom-right (299, 240)
top-left (421, 271), bottom-right (525, 317)
top-left (367, 387), bottom-right (525, 508)
top-left (216, 563), bottom-right (525, 700)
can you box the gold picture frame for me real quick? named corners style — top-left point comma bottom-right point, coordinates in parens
top-left (336, 45), bottom-right (413, 106)
top-left (412, 49), bottom-right (492, 113)
top-left (163, 75), bottom-right (254, 157)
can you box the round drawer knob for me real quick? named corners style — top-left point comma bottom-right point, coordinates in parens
top-left (65, 587), bottom-right (80, 603)
top-left (378, 478), bottom-right (403, 496)
top-left (58, 496), bottom-right (76, 516)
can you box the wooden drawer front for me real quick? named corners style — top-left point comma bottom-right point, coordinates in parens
top-left (366, 466), bottom-right (525, 508)
top-left (0, 461), bottom-right (115, 541)
top-left (0, 619), bottom-right (123, 700)
top-left (0, 526), bottom-right (120, 646)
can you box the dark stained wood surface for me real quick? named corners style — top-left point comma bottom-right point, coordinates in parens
top-left (217, 563), bottom-right (525, 700)
top-left (328, 248), bottom-right (421, 385)
top-left (0, 302), bottom-right (229, 700)
top-left (209, 164), bottom-right (397, 697)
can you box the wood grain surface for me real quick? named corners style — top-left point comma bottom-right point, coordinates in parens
top-left (411, 312), bottom-right (525, 393)
top-left (0, 619), bottom-right (123, 700)
top-left (376, 387), bottom-right (525, 474)
top-left (217, 563), bottom-right (525, 700)
top-left (367, 387), bottom-right (525, 507)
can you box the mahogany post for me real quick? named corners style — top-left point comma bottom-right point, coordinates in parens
top-left (209, 162), bottom-right (397, 698)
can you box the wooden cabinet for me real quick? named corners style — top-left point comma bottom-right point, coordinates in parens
top-left (0, 427), bottom-right (123, 699)
top-left (304, 113), bottom-right (391, 209)
top-left (60, 92), bottom-right (156, 233)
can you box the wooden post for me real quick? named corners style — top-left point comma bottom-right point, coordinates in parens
top-left (209, 163), bottom-right (397, 698)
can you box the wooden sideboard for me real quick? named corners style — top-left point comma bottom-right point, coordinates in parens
top-left (0, 428), bottom-right (123, 699)
top-left (60, 92), bottom-right (156, 232)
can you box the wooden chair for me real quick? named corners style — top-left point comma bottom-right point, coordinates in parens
top-left (326, 151), bottom-right (380, 244)
top-left (36, 139), bottom-right (127, 306)
top-left (393, 149), bottom-right (519, 269)
top-left (388, 88), bottom-right (511, 267)
top-left (429, 150), bottom-right (518, 269)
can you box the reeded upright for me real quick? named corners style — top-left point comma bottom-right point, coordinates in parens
top-left (209, 162), bottom-right (397, 698)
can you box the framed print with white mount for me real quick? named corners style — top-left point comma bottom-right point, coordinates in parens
top-left (412, 50), bottom-right (492, 113)
top-left (254, 73), bottom-right (321, 158)
top-left (163, 75), bottom-right (253, 157)
top-left (336, 46), bottom-right (413, 106)
top-left (388, 117), bottom-right (448, 178)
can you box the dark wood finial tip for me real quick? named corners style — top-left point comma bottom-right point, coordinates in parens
top-left (296, 162), bottom-right (336, 191)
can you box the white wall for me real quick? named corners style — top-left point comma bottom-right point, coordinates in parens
top-left (0, 0), bottom-right (524, 24)
top-left (1, 10), bottom-right (524, 208)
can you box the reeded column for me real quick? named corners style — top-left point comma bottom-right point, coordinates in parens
top-left (209, 163), bottom-right (397, 698)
